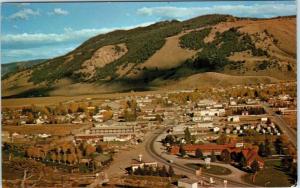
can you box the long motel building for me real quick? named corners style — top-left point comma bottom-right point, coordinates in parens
top-left (75, 125), bottom-right (140, 142)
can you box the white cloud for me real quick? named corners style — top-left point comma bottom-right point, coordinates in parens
top-left (50, 8), bottom-right (69, 16)
top-left (2, 21), bottom-right (155, 63)
top-left (9, 8), bottom-right (40, 20)
top-left (2, 45), bottom-right (76, 63)
top-left (3, 46), bottom-right (74, 58)
top-left (137, 4), bottom-right (296, 19)
top-left (16, 3), bottom-right (31, 7)
top-left (2, 21), bottom-right (155, 47)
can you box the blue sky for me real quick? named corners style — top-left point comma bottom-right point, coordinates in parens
top-left (1, 1), bottom-right (296, 64)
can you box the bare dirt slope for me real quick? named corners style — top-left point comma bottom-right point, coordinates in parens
top-left (141, 31), bottom-right (198, 69)
top-left (77, 43), bottom-right (127, 80)
top-left (206, 17), bottom-right (296, 64)
top-left (1, 70), bottom-right (40, 97)
top-left (206, 17), bottom-right (296, 56)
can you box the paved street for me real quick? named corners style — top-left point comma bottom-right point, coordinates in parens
top-left (105, 128), bottom-right (161, 178)
top-left (262, 103), bottom-right (297, 147)
top-left (145, 127), bottom-right (254, 187)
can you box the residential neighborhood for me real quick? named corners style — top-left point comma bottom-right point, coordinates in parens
top-left (2, 81), bottom-right (297, 187)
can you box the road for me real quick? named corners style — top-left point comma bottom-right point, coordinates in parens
top-left (261, 103), bottom-right (297, 147)
top-left (145, 127), bottom-right (254, 187)
top-left (105, 129), bottom-right (160, 178)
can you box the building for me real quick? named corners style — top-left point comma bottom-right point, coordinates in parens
top-left (75, 125), bottom-right (139, 142)
top-left (131, 162), bottom-right (158, 172)
top-left (227, 116), bottom-right (240, 122)
top-left (178, 178), bottom-right (198, 188)
top-left (2, 131), bottom-right (10, 142)
top-left (241, 148), bottom-right (264, 169)
top-left (170, 143), bottom-right (242, 156)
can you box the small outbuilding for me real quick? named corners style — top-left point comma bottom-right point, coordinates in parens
top-left (178, 178), bottom-right (198, 188)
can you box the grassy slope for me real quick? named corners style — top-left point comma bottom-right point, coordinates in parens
top-left (1, 59), bottom-right (46, 78)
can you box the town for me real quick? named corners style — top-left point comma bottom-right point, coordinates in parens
top-left (2, 81), bottom-right (297, 187)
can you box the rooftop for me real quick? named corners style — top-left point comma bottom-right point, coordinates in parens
top-left (178, 178), bottom-right (198, 184)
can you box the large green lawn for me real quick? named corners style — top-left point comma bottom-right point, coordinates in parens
top-left (242, 159), bottom-right (295, 187)
top-left (186, 163), bottom-right (232, 175)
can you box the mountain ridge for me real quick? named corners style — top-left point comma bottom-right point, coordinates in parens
top-left (2, 14), bottom-right (296, 97)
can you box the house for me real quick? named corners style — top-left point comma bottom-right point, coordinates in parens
top-left (2, 131), bottom-right (10, 142)
top-left (227, 116), bottom-right (240, 122)
top-left (93, 114), bottom-right (104, 122)
top-left (72, 119), bottom-right (83, 124)
top-left (131, 162), bottom-right (158, 172)
top-left (213, 127), bottom-right (220, 132)
top-left (11, 132), bottom-right (24, 139)
top-left (261, 117), bottom-right (268, 122)
top-left (242, 111), bottom-right (249, 116)
top-left (230, 101), bottom-right (237, 106)
top-left (192, 114), bottom-right (214, 122)
top-left (38, 133), bottom-right (51, 138)
top-left (241, 148), bottom-right (264, 169)
top-left (178, 178), bottom-right (198, 188)
top-left (35, 118), bottom-right (45, 124)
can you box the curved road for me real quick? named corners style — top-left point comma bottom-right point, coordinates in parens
top-left (145, 127), bottom-right (254, 187)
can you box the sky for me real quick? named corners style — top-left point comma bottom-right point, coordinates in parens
top-left (1, 1), bottom-right (296, 64)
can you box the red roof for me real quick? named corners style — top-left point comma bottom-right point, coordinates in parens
top-left (242, 148), bottom-right (264, 166)
top-left (181, 143), bottom-right (237, 152)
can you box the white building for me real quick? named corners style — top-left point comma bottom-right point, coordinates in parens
top-left (131, 162), bottom-right (158, 172)
top-left (213, 127), bottom-right (220, 132)
top-left (178, 178), bottom-right (198, 188)
top-left (261, 117), bottom-right (268, 122)
top-left (93, 114), bottom-right (104, 123)
top-left (227, 116), bottom-right (240, 122)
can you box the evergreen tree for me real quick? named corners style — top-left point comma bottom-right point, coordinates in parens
top-left (195, 148), bottom-right (203, 158)
top-left (290, 162), bottom-right (297, 182)
top-left (164, 135), bottom-right (175, 145)
top-left (160, 165), bottom-right (168, 177)
top-left (211, 150), bottom-right (217, 162)
top-left (274, 138), bottom-right (283, 155)
top-left (240, 155), bottom-right (247, 167)
top-left (258, 143), bottom-right (266, 156)
top-left (168, 166), bottom-right (175, 177)
top-left (265, 139), bottom-right (274, 156)
top-left (134, 166), bottom-right (142, 175)
top-left (179, 145), bottom-right (186, 157)
top-left (148, 166), bottom-right (154, 176)
top-left (220, 149), bottom-right (231, 163)
top-left (184, 127), bottom-right (192, 144)
top-left (96, 145), bottom-right (103, 153)
top-left (251, 160), bottom-right (260, 183)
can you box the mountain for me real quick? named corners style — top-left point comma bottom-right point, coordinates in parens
top-left (2, 14), bottom-right (296, 98)
top-left (1, 59), bottom-right (47, 78)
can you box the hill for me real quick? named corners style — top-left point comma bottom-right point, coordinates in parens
top-left (2, 14), bottom-right (296, 97)
top-left (1, 59), bottom-right (46, 78)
